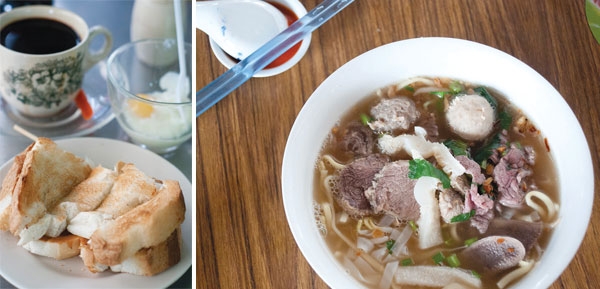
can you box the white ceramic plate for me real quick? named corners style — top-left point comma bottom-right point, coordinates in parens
top-left (282, 37), bottom-right (594, 288)
top-left (0, 137), bottom-right (192, 289)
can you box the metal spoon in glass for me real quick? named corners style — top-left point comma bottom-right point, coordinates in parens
top-left (196, 0), bottom-right (288, 60)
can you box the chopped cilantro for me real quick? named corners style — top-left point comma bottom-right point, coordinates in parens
top-left (474, 86), bottom-right (498, 110)
top-left (408, 159), bottom-right (451, 189)
top-left (499, 109), bottom-right (512, 130)
top-left (403, 85), bottom-right (415, 92)
top-left (443, 139), bottom-right (469, 156)
top-left (472, 132), bottom-right (502, 164)
top-left (450, 210), bottom-right (476, 223)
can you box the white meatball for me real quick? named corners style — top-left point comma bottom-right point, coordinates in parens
top-left (445, 94), bottom-right (494, 141)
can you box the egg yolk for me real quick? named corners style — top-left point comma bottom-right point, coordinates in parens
top-left (128, 93), bottom-right (153, 118)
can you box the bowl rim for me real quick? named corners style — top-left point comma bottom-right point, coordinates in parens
top-left (281, 37), bottom-right (595, 289)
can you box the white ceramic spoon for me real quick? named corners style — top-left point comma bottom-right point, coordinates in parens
top-left (196, 0), bottom-right (288, 60)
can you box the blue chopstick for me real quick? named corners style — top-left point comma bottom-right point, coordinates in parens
top-left (196, 0), bottom-right (355, 117)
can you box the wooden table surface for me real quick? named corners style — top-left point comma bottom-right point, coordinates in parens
top-left (196, 0), bottom-right (600, 288)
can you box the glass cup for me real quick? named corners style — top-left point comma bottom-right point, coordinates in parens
top-left (107, 38), bottom-right (192, 154)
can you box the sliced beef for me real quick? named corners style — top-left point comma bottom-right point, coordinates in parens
top-left (334, 154), bottom-right (389, 217)
top-left (450, 174), bottom-right (470, 195)
top-left (368, 97), bottom-right (419, 133)
top-left (485, 218), bottom-right (543, 252)
top-left (364, 160), bottom-right (420, 220)
top-left (493, 145), bottom-right (532, 207)
top-left (455, 155), bottom-right (485, 184)
top-left (453, 155), bottom-right (493, 232)
top-left (438, 189), bottom-right (464, 223)
top-left (415, 113), bottom-right (439, 142)
top-left (489, 130), bottom-right (509, 164)
top-left (463, 181), bottom-right (495, 233)
top-left (459, 236), bottom-right (525, 274)
top-left (339, 121), bottom-right (375, 157)
top-left (523, 146), bottom-right (536, 165)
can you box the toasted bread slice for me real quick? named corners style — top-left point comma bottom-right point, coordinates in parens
top-left (111, 227), bottom-right (182, 276)
top-left (46, 165), bottom-right (117, 237)
top-left (0, 144), bottom-right (33, 231)
top-left (67, 163), bottom-right (158, 238)
top-left (22, 233), bottom-right (86, 260)
top-left (9, 138), bottom-right (92, 235)
top-left (98, 162), bottom-right (158, 217)
top-left (81, 227), bottom-right (182, 276)
top-left (17, 165), bottom-right (118, 245)
top-left (90, 180), bottom-right (185, 266)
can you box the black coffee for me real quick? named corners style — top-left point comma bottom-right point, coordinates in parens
top-left (0, 18), bottom-right (80, 54)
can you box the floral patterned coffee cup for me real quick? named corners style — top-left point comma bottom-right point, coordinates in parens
top-left (0, 5), bottom-right (112, 117)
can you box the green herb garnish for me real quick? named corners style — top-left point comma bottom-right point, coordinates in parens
top-left (430, 91), bottom-right (448, 98)
top-left (432, 251), bottom-right (446, 265)
top-left (446, 253), bottom-right (461, 268)
top-left (472, 132), bottom-right (502, 164)
top-left (464, 237), bottom-right (478, 246)
top-left (450, 210), bottom-right (476, 223)
top-left (408, 159), bottom-right (451, 188)
top-left (359, 113), bottom-right (371, 126)
top-left (403, 85), bottom-right (415, 92)
top-left (471, 270), bottom-right (481, 279)
top-left (449, 81), bottom-right (464, 94)
top-left (401, 258), bottom-right (414, 266)
top-left (408, 220), bottom-right (418, 232)
top-left (443, 139), bottom-right (469, 156)
top-left (498, 109), bottom-right (512, 130)
top-left (385, 239), bottom-right (396, 255)
top-left (474, 86), bottom-right (498, 110)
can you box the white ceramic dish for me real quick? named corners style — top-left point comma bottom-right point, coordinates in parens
top-left (0, 137), bottom-right (191, 289)
top-left (207, 0), bottom-right (311, 77)
top-left (282, 37), bottom-right (594, 288)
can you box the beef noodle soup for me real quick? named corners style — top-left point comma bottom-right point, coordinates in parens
top-left (313, 77), bottom-right (558, 289)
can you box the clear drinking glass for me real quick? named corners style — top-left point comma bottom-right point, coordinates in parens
top-left (107, 38), bottom-right (192, 154)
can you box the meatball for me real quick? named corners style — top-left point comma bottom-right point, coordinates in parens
top-left (368, 97), bottom-right (419, 133)
top-left (445, 94), bottom-right (494, 141)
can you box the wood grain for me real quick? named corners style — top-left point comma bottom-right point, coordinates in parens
top-left (196, 0), bottom-right (600, 288)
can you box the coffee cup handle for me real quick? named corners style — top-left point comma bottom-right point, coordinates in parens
top-left (82, 26), bottom-right (113, 72)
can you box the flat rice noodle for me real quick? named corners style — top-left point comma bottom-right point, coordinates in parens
top-left (378, 214), bottom-right (396, 227)
top-left (391, 226), bottom-right (412, 257)
top-left (395, 77), bottom-right (436, 91)
top-left (394, 266), bottom-right (482, 288)
top-left (414, 176), bottom-right (443, 249)
top-left (378, 134), bottom-right (465, 178)
top-left (372, 236), bottom-right (390, 244)
top-left (357, 236), bottom-right (375, 253)
top-left (443, 283), bottom-right (472, 289)
top-left (343, 256), bottom-right (378, 285)
top-left (371, 246), bottom-right (388, 262)
top-left (379, 261), bottom-right (399, 289)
